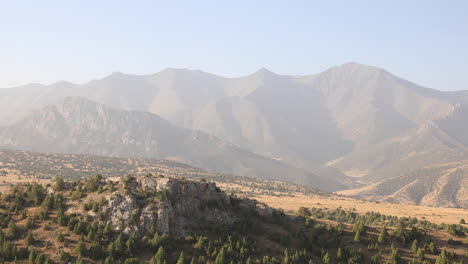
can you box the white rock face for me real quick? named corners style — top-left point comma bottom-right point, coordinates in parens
top-left (96, 175), bottom-right (272, 236)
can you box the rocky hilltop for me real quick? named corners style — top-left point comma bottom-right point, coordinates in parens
top-left (67, 174), bottom-right (272, 236)
top-left (0, 173), bottom-right (466, 263)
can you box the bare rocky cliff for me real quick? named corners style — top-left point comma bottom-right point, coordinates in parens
top-left (68, 175), bottom-right (273, 236)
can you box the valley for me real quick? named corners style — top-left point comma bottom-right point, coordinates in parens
top-left (3, 2), bottom-right (467, 263)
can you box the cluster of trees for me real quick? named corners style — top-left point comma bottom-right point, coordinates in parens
top-left (303, 207), bottom-right (467, 236)
top-left (0, 175), bottom-right (466, 264)
top-left (297, 207), bottom-right (467, 264)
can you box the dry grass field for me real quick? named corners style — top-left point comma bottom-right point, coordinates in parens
top-left (1, 149), bottom-right (467, 228)
top-left (0, 174), bottom-right (52, 193)
top-left (253, 193), bottom-right (468, 225)
top-left (217, 182), bottom-right (468, 225)
top-left (1, 171), bottom-right (466, 227)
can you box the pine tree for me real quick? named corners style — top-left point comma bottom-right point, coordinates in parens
top-left (25, 233), bottom-right (35, 246)
top-left (54, 176), bottom-right (65, 191)
top-left (390, 248), bottom-right (399, 264)
top-left (56, 232), bottom-right (65, 242)
top-left (416, 248), bottom-right (425, 261)
top-left (411, 239), bottom-right (418, 253)
top-left (176, 252), bottom-right (185, 264)
top-left (354, 231), bottom-right (361, 242)
top-left (75, 234), bottom-right (87, 256)
top-left (215, 248), bottom-right (226, 264)
top-left (58, 250), bottom-right (70, 264)
top-left (29, 250), bottom-right (37, 264)
top-left (107, 181), bottom-right (115, 193)
top-left (428, 242), bottom-right (437, 254)
top-left (151, 247), bottom-right (166, 264)
top-left (282, 249), bottom-right (289, 264)
top-left (7, 221), bottom-right (17, 239)
top-left (322, 252), bottom-right (330, 264)
top-left (104, 256), bottom-right (114, 264)
top-left (336, 248), bottom-right (343, 262)
top-left (435, 250), bottom-right (447, 264)
top-left (126, 233), bottom-right (137, 256)
top-left (89, 240), bottom-right (103, 260)
top-left (378, 227), bottom-right (388, 243)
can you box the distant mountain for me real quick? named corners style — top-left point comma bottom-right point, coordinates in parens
top-left (338, 161), bottom-right (468, 208)
top-left (0, 97), bottom-right (343, 191)
top-left (1, 63), bottom-right (468, 207)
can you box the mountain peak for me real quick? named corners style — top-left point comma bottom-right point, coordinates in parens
top-left (256, 67), bottom-right (276, 74)
top-left (249, 67), bottom-right (278, 79)
top-left (320, 62), bottom-right (386, 78)
top-left (338, 62), bottom-right (383, 71)
top-left (50, 80), bottom-right (75, 87)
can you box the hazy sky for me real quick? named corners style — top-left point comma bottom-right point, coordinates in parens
top-left (1, 1), bottom-right (467, 90)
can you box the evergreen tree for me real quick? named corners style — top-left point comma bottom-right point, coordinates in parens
top-left (322, 252), bottom-right (330, 264)
top-left (104, 256), bottom-right (114, 264)
top-left (282, 249), bottom-right (289, 264)
top-left (428, 242), bottom-right (437, 254)
top-left (7, 221), bottom-right (17, 239)
top-left (151, 247), bottom-right (166, 264)
top-left (416, 248), bottom-right (425, 261)
top-left (29, 250), bottom-right (37, 264)
top-left (126, 233), bottom-right (137, 256)
top-left (378, 227), bottom-right (388, 243)
top-left (411, 239), bottom-right (418, 253)
top-left (390, 248), bottom-right (399, 264)
top-left (435, 250), bottom-right (447, 264)
top-left (76, 256), bottom-right (84, 264)
top-left (54, 176), bottom-right (65, 191)
top-left (176, 252), bottom-right (185, 264)
top-left (354, 231), bottom-right (361, 242)
top-left (336, 248), bottom-right (343, 262)
top-left (215, 248), bottom-right (226, 264)
top-left (25, 233), bottom-right (35, 246)
top-left (89, 240), bottom-right (103, 260)
top-left (75, 234), bottom-right (87, 256)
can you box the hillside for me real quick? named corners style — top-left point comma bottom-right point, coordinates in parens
top-left (0, 98), bottom-right (344, 191)
top-left (1, 149), bottom-right (466, 226)
top-left (1, 63), bottom-right (468, 206)
top-left (338, 161), bottom-right (468, 208)
top-left (0, 175), bottom-right (466, 264)
top-left (0, 149), bottom-right (327, 197)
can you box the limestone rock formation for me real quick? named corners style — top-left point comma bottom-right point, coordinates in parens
top-left (77, 175), bottom-right (272, 236)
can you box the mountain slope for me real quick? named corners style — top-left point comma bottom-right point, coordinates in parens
top-left (338, 161), bottom-right (468, 208)
top-left (1, 63), bottom-right (468, 206)
top-left (0, 97), bottom-right (344, 191)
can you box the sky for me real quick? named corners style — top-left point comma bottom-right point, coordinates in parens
top-left (0, 1), bottom-right (467, 90)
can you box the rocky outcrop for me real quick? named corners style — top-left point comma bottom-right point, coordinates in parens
top-left (83, 175), bottom-right (272, 236)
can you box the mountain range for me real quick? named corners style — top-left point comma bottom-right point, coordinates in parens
top-left (0, 62), bottom-right (467, 207)
top-left (0, 97), bottom-right (341, 191)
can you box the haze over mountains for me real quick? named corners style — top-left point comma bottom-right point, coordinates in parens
top-left (0, 97), bottom-right (340, 191)
top-left (1, 62), bottom-right (467, 207)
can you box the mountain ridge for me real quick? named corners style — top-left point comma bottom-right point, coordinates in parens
top-left (1, 62), bottom-right (468, 207)
top-left (0, 96), bottom-right (347, 191)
